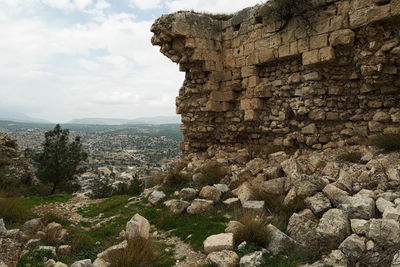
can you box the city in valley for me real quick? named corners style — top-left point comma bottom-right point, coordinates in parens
top-left (0, 120), bottom-right (181, 193)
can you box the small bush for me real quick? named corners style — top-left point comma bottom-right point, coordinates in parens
top-left (162, 163), bottom-right (190, 188)
top-left (110, 235), bottom-right (171, 267)
top-left (260, 0), bottom-right (312, 25)
top-left (113, 179), bottom-right (145, 196)
top-left (250, 187), bottom-right (305, 231)
top-left (43, 226), bottom-right (62, 246)
top-left (370, 133), bottom-right (400, 152)
top-left (0, 197), bottom-right (33, 225)
top-left (234, 210), bottom-right (270, 247)
top-left (42, 212), bottom-right (70, 227)
top-left (89, 178), bottom-right (114, 199)
top-left (197, 161), bottom-right (229, 186)
top-left (338, 151), bottom-right (363, 163)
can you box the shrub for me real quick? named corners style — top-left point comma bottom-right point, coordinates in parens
top-left (89, 178), bottom-right (114, 199)
top-left (338, 151), bottom-right (363, 163)
top-left (234, 210), bottom-right (270, 247)
top-left (197, 161), bottom-right (229, 186)
top-left (162, 162), bottom-right (190, 188)
top-left (260, 0), bottom-right (312, 28)
top-left (370, 133), bottom-right (400, 152)
top-left (113, 179), bottom-right (145, 196)
top-left (42, 212), bottom-right (70, 227)
top-left (110, 235), bottom-right (171, 267)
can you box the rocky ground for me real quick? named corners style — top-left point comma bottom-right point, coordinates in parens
top-left (2, 142), bottom-right (400, 266)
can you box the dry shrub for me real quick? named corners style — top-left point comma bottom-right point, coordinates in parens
top-left (338, 151), bottom-right (363, 163)
top-left (0, 197), bottom-right (32, 225)
top-left (162, 161), bottom-right (190, 188)
top-left (234, 210), bottom-right (270, 247)
top-left (110, 235), bottom-right (169, 267)
top-left (198, 161), bottom-right (229, 186)
top-left (250, 185), bottom-right (305, 231)
top-left (43, 226), bottom-right (62, 246)
top-left (370, 133), bottom-right (400, 152)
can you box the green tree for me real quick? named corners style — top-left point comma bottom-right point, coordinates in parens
top-left (34, 124), bottom-right (87, 194)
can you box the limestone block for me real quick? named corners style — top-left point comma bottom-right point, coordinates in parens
top-left (392, 0), bottom-right (400, 16)
top-left (302, 50), bottom-right (320, 65)
top-left (172, 22), bottom-right (190, 36)
top-left (207, 250), bottom-right (239, 267)
top-left (210, 91), bottom-right (235, 102)
top-left (288, 73), bottom-right (301, 84)
top-left (200, 186), bottom-right (222, 202)
top-left (206, 101), bottom-right (232, 112)
top-left (302, 123), bottom-right (317, 134)
top-left (266, 224), bottom-right (297, 255)
top-left (254, 84), bottom-right (272, 98)
top-left (258, 48), bottom-right (275, 63)
top-left (310, 34), bottom-right (328, 50)
top-left (241, 66), bottom-right (258, 77)
top-left (244, 110), bottom-right (258, 121)
top-left (308, 109), bottom-right (326, 121)
top-left (339, 234), bottom-right (365, 261)
top-left (298, 38), bottom-right (309, 53)
top-left (187, 199), bottom-right (214, 214)
top-left (126, 214), bottom-right (150, 240)
top-left (319, 47), bottom-right (335, 62)
top-left (204, 233), bottom-right (234, 253)
top-left (278, 44), bottom-right (291, 58)
top-left (367, 219), bottom-right (400, 246)
top-left (316, 209), bottom-right (350, 251)
top-left (240, 98), bottom-right (263, 110)
top-left (329, 29), bottom-right (355, 46)
top-left (350, 5), bottom-right (391, 29)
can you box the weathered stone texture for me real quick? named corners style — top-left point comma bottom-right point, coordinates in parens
top-left (151, 1), bottom-right (400, 155)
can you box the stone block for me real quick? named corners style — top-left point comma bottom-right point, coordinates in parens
top-left (241, 66), bottom-right (258, 78)
top-left (254, 84), bottom-right (272, 98)
top-left (258, 48), bottom-right (275, 63)
top-left (240, 98), bottom-right (263, 110)
top-left (392, 0), bottom-right (400, 16)
top-left (350, 5), bottom-right (391, 29)
top-left (204, 233), bottom-right (234, 254)
top-left (319, 47), bottom-right (335, 62)
top-left (302, 50), bottom-right (320, 65)
top-left (244, 110), bottom-right (258, 121)
top-left (329, 29), bottom-right (355, 46)
top-left (310, 34), bottom-right (328, 50)
top-left (172, 22), bottom-right (190, 36)
top-left (278, 44), bottom-right (291, 58)
top-left (298, 38), bottom-right (309, 53)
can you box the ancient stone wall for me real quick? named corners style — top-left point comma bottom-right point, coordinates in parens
top-left (151, 0), bottom-right (400, 155)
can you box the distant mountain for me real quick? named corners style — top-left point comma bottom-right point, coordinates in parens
top-left (0, 109), bottom-right (51, 124)
top-left (68, 116), bottom-right (181, 125)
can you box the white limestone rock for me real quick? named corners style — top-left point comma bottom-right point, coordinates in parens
top-left (204, 233), bottom-right (234, 253)
top-left (149, 190), bottom-right (166, 205)
top-left (126, 214), bottom-right (150, 240)
top-left (206, 250), bottom-right (239, 267)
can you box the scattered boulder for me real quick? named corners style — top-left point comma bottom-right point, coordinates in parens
top-left (70, 259), bottom-right (93, 267)
top-left (206, 250), bottom-right (239, 267)
top-left (338, 195), bottom-right (375, 219)
top-left (240, 250), bottom-right (266, 267)
top-left (204, 233), bottom-right (234, 253)
top-left (126, 214), bottom-right (150, 240)
top-left (25, 238), bottom-right (41, 250)
top-left (214, 184), bottom-right (230, 194)
top-left (187, 199), bottom-right (214, 214)
top-left (232, 182), bottom-right (253, 204)
top-left (179, 188), bottom-right (198, 200)
top-left (316, 209), bottom-right (350, 252)
top-left (376, 197), bottom-right (394, 213)
top-left (305, 192), bottom-right (332, 216)
top-left (242, 201), bottom-right (265, 213)
top-left (223, 198), bottom-right (240, 207)
top-left (225, 221), bottom-right (243, 235)
top-left (149, 190), bottom-right (166, 205)
top-left (351, 219), bottom-right (369, 235)
top-left (281, 158), bottom-right (303, 191)
top-left (339, 234), bottom-right (366, 262)
top-left (200, 185), bottom-right (222, 202)
top-left (246, 158), bottom-right (268, 175)
top-left (21, 218), bottom-right (42, 233)
top-left (322, 184), bottom-right (349, 206)
top-left (166, 199), bottom-right (190, 214)
top-left (97, 240), bottom-right (127, 262)
top-left (293, 175), bottom-right (328, 198)
top-left (266, 224), bottom-right (297, 255)
top-left (192, 173), bottom-right (204, 183)
top-left (261, 177), bottom-right (285, 195)
top-left (57, 245), bottom-right (72, 255)
top-left (367, 219), bottom-right (400, 247)
top-left (287, 209), bottom-right (319, 251)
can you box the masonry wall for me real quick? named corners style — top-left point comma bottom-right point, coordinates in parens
top-left (151, 0), bottom-right (400, 155)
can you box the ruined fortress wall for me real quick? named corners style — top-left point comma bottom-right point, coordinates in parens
top-left (151, 0), bottom-right (400, 155)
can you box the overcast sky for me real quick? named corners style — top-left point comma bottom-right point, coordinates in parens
top-left (0, 0), bottom-right (262, 123)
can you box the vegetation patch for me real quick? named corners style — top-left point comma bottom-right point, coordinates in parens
top-left (78, 195), bottom-right (130, 218)
top-left (0, 197), bottom-right (33, 226)
top-left (110, 235), bottom-right (174, 267)
top-left (234, 211), bottom-right (270, 247)
top-left (370, 133), bottom-right (400, 152)
top-left (262, 249), bottom-right (320, 267)
top-left (16, 250), bottom-right (54, 267)
top-left (197, 161), bottom-right (229, 186)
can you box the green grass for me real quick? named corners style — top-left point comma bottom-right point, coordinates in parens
top-left (18, 194), bottom-right (73, 209)
top-left (263, 249), bottom-right (320, 267)
top-left (77, 195), bottom-right (228, 251)
top-left (16, 250), bottom-right (54, 267)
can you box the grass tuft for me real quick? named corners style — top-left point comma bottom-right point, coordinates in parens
top-left (234, 210), bottom-right (270, 247)
top-left (197, 161), bottom-right (229, 186)
top-left (0, 197), bottom-right (33, 225)
top-left (110, 235), bottom-right (173, 267)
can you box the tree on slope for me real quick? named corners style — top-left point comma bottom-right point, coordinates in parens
top-left (34, 124), bottom-right (87, 194)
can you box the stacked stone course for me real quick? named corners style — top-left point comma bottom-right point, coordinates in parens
top-left (151, 0), bottom-right (400, 155)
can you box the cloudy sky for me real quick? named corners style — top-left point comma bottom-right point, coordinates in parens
top-left (0, 0), bottom-right (262, 123)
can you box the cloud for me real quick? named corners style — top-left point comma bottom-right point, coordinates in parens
top-left (129, 0), bottom-right (162, 10)
top-left (93, 91), bottom-right (141, 105)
